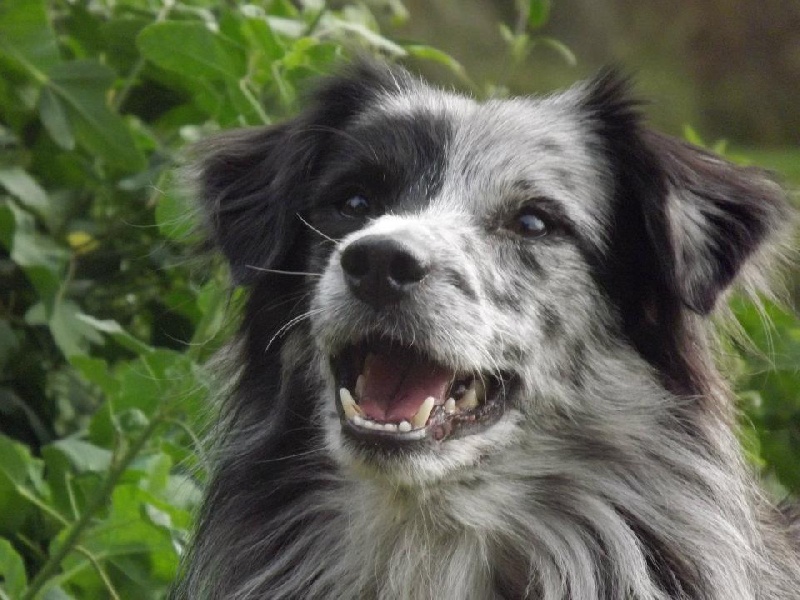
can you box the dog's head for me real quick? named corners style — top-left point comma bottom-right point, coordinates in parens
top-left (196, 62), bottom-right (790, 486)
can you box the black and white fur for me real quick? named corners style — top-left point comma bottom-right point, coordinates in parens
top-left (172, 62), bottom-right (800, 599)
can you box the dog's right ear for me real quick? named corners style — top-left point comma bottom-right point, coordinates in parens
top-left (193, 60), bottom-right (412, 285)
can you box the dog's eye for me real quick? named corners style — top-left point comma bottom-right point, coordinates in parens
top-left (338, 195), bottom-right (371, 219)
top-left (509, 207), bottom-right (548, 238)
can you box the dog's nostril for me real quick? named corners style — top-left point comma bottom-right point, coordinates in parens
top-left (389, 251), bottom-right (427, 285)
top-left (340, 244), bottom-right (370, 279)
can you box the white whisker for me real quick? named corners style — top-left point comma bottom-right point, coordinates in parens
top-left (245, 264), bottom-right (322, 278)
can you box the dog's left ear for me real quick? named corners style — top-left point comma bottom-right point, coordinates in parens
top-left (581, 71), bottom-right (792, 314)
top-left (640, 130), bottom-right (791, 314)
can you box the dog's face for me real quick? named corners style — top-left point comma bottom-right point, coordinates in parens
top-left (197, 62), bottom-right (787, 487)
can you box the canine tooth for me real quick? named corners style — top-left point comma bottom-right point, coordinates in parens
top-left (398, 421), bottom-right (412, 433)
top-left (411, 396), bottom-right (435, 429)
top-left (355, 374), bottom-right (365, 399)
top-left (474, 379), bottom-right (486, 402)
top-left (445, 398), bottom-right (456, 414)
top-left (457, 388), bottom-right (478, 410)
top-left (339, 388), bottom-right (358, 419)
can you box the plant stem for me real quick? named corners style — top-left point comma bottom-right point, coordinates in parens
top-left (21, 412), bottom-right (166, 600)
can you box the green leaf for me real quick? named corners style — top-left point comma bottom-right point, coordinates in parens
top-left (323, 19), bottom-right (406, 56)
top-left (0, 166), bottom-right (50, 216)
top-left (528, 0), bottom-right (552, 29)
top-left (74, 485), bottom-right (179, 580)
top-left (74, 313), bottom-right (153, 355)
top-left (113, 350), bottom-right (192, 418)
top-left (242, 17), bottom-right (285, 61)
top-left (0, 539), bottom-right (27, 598)
top-left (683, 124), bottom-right (705, 147)
top-left (535, 37), bottom-right (576, 66)
top-left (39, 86), bottom-right (76, 150)
top-left (42, 587), bottom-right (76, 600)
top-left (0, 434), bottom-right (39, 534)
top-left (138, 22), bottom-right (247, 81)
top-left (0, 0), bottom-right (60, 76)
top-left (4, 203), bottom-right (65, 304)
top-left (404, 45), bottom-right (468, 81)
top-left (27, 300), bottom-right (108, 358)
top-left (47, 438), bottom-right (112, 473)
top-left (44, 60), bottom-right (145, 170)
top-left (71, 357), bottom-right (120, 397)
top-left (4, 203), bottom-right (64, 270)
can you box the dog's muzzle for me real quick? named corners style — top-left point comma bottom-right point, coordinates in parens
top-left (329, 233), bottom-right (510, 447)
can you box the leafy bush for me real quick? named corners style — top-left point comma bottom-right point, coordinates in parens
top-left (0, 1), bottom-right (797, 598)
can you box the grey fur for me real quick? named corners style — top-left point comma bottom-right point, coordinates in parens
top-left (173, 63), bottom-right (800, 599)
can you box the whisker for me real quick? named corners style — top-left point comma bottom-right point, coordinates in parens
top-left (296, 213), bottom-right (339, 244)
top-left (245, 265), bottom-right (322, 278)
top-left (265, 308), bottom-right (325, 354)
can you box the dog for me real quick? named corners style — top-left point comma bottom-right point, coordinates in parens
top-left (172, 61), bottom-right (800, 599)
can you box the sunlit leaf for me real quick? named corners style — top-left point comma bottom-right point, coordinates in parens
top-left (404, 45), bottom-right (468, 80)
top-left (535, 36), bottom-right (576, 66)
top-left (47, 438), bottom-right (112, 473)
top-left (138, 22), bottom-right (247, 81)
top-left (0, 166), bottom-right (50, 216)
top-left (0, 0), bottom-right (60, 75)
top-left (39, 86), bottom-right (76, 150)
top-left (0, 539), bottom-right (27, 598)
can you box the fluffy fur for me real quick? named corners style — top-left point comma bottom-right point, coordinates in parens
top-left (172, 62), bottom-right (800, 599)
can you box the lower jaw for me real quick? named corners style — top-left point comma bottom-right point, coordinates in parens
top-left (336, 386), bottom-right (509, 448)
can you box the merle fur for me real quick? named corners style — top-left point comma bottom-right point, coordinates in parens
top-left (173, 62), bottom-right (800, 599)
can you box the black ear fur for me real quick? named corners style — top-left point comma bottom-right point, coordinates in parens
top-left (582, 70), bottom-right (791, 316)
top-left (194, 60), bottom-right (413, 285)
top-left (641, 130), bottom-right (790, 314)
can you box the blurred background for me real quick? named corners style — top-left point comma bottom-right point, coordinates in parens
top-left (400, 0), bottom-right (800, 146)
top-left (0, 1), bottom-right (797, 598)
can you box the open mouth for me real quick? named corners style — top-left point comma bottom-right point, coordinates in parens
top-left (331, 340), bottom-right (508, 445)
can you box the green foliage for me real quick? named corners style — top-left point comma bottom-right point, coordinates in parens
top-left (0, 1), bottom-right (797, 598)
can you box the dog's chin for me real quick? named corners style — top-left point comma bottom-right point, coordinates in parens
top-left (323, 337), bottom-right (520, 485)
top-left (324, 409), bottom-right (524, 487)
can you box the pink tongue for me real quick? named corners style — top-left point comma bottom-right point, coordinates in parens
top-left (358, 352), bottom-right (453, 423)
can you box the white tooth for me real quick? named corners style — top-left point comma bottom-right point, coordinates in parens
top-left (457, 388), bottom-right (478, 411)
top-left (365, 420), bottom-right (381, 430)
top-left (355, 374), bottom-right (365, 399)
top-left (474, 378), bottom-right (486, 402)
top-left (352, 414), bottom-right (365, 427)
top-left (411, 396), bottom-right (435, 429)
top-left (383, 423), bottom-right (398, 432)
top-left (398, 420), bottom-right (412, 433)
top-left (445, 398), bottom-right (456, 414)
top-left (339, 388), bottom-right (358, 419)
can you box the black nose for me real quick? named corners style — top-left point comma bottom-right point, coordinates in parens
top-left (340, 235), bottom-right (430, 307)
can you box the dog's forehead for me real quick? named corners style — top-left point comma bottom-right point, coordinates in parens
top-left (369, 88), bottom-right (613, 238)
